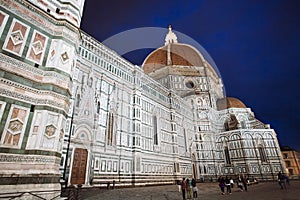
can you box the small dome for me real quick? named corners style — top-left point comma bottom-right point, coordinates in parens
top-left (217, 97), bottom-right (247, 110)
top-left (142, 43), bottom-right (205, 74)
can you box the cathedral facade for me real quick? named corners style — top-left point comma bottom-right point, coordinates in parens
top-left (0, 0), bottom-right (284, 198)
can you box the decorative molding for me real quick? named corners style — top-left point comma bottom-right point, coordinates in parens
top-left (0, 153), bottom-right (60, 164)
top-left (0, 80), bottom-right (69, 114)
top-left (0, 53), bottom-right (70, 89)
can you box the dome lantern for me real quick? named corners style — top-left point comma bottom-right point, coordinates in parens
top-left (165, 25), bottom-right (178, 45)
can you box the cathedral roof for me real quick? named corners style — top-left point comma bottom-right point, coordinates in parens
top-left (217, 97), bottom-right (247, 110)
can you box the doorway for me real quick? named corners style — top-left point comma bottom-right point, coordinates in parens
top-left (71, 148), bottom-right (88, 185)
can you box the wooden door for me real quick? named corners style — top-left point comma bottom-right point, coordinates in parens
top-left (71, 148), bottom-right (88, 185)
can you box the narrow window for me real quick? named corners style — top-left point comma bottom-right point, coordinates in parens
top-left (224, 122), bottom-right (229, 131)
top-left (153, 115), bottom-right (158, 145)
top-left (76, 94), bottom-right (80, 107)
top-left (97, 101), bottom-right (100, 114)
top-left (258, 146), bottom-right (267, 162)
top-left (183, 129), bottom-right (187, 152)
top-left (107, 112), bottom-right (114, 145)
top-left (224, 147), bottom-right (231, 164)
top-left (241, 121), bottom-right (247, 129)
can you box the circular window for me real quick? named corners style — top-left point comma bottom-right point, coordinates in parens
top-left (185, 81), bottom-right (195, 88)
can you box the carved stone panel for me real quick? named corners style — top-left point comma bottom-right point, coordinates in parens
top-left (1, 106), bottom-right (29, 147)
top-left (26, 30), bottom-right (48, 64)
top-left (3, 19), bottom-right (29, 56)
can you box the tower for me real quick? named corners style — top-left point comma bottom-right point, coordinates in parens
top-left (0, 0), bottom-right (83, 198)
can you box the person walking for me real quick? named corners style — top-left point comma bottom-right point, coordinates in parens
top-left (177, 179), bottom-right (181, 192)
top-left (277, 172), bottom-right (286, 189)
top-left (284, 174), bottom-right (290, 186)
top-left (186, 178), bottom-right (192, 199)
top-left (218, 176), bottom-right (225, 195)
top-left (181, 178), bottom-right (187, 200)
top-left (191, 178), bottom-right (198, 199)
top-left (237, 175), bottom-right (244, 191)
top-left (230, 177), bottom-right (234, 188)
top-left (225, 176), bottom-right (232, 194)
top-left (242, 175), bottom-right (248, 192)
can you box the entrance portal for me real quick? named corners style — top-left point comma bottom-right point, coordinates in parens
top-left (71, 148), bottom-right (88, 185)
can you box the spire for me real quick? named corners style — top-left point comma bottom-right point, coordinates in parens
top-left (165, 25), bottom-right (178, 45)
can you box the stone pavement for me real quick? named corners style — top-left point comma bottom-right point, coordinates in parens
top-left (81, 180), bottom-right (300, 200)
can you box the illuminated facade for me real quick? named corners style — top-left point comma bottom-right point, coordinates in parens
top-left (0, 0), bottom-right (285, 197)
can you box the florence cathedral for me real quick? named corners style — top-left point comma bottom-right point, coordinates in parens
top-left (0, 0), bottom-right (285, 198)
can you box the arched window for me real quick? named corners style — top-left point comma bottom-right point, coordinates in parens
top-left (258, 145), bottom-right (267, 162)
top-left (107, 112), bottom-right (114, 145)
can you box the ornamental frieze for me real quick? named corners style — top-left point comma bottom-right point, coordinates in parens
top-left (0, 154), bottom-right (60, 164)
top-left (0, 88), bottom-right (69, 114)
top-left (170, 67), bottom-right (205, 76)
top-left (0, 78), bottom-right (69, 102)
top-left (0, 54), bottom-right (70, 89)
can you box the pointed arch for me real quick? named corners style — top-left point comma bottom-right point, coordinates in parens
top-left (74, 124), bottom-right (93, 142)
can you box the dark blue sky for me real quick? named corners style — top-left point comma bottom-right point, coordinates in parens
top-left (81, 0), bottom-right (300, 151)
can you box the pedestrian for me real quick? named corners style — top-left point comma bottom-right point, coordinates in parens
top-left (191, 178), bottom-right (198, 199)
top-left (277, 171), bottom-right (286, 189)
top-left (181, 178), bottom-right (186, 200)
top-left (237, 175), bottom-right (244, 191)
top-left (177, 180), bottom-right (181, 192)
top-left (186, 178), bottom-right (192, 199)
top-left (230, 177), bottom-right (234, 188)
top-left (283, 173), bottom-right (290, 186)
top-left (218, 176), bottom-right (225, 195)
top-left (225, 176), bottom-right (232, 194)
top-left (242, 175), bottom-right (248, 191)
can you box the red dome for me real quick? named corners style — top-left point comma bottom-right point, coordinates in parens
top-left (142, 43), bottom-right (205, 74)
top-left (217, 97), bottom-right (247, 110)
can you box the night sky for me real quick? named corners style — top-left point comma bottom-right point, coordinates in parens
top-left (80, 0), bottom-right (300, 151)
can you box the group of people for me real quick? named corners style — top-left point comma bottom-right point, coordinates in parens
top-left (180, 178), bottom-right (198, 200)
top-left (178, 172), bottom-right (290, 199)
top-left (218, 175), bottom-right (248, 195)
top-left (277, 171), bottom-right (290, 189)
